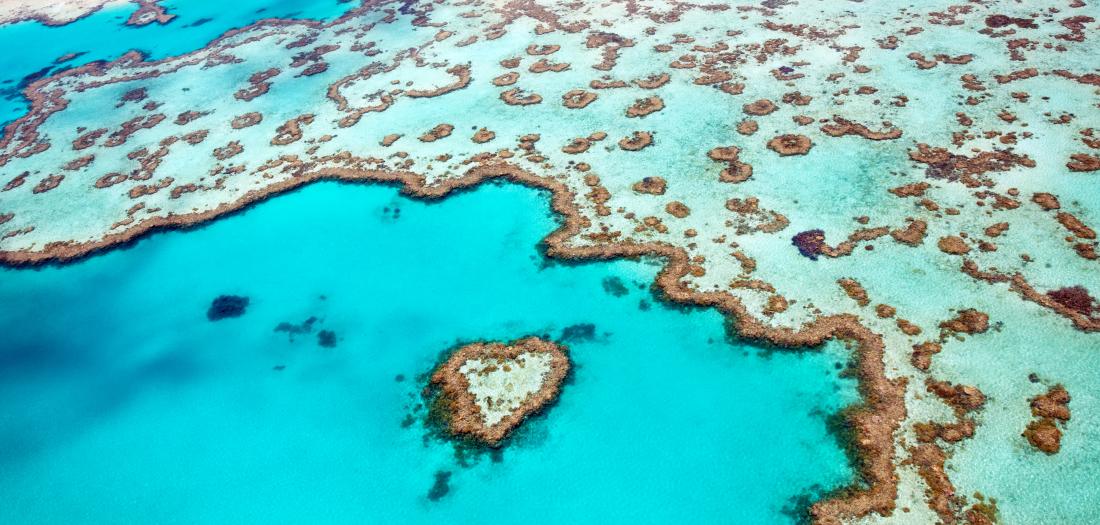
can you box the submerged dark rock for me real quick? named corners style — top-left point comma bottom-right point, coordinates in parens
top-left (186, 17), bottom-right (213, 27)
top-left (207, 295), bottom-right (249, 321)
top-left (560, 323), bottom-right (596, 342)
top-left (601, 276), bottom-right (629, 297)
top-left (274, 316), bottom-right (318, 340)
top-left (317, 329), bottom-right (337, 348)
top-left (427, 470), bottom-right (451, 501)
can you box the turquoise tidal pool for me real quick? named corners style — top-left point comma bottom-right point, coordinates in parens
top-left (0, 181), bottom-right (858, 523)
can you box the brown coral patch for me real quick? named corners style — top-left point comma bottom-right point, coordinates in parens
top-left (707, 146), bottom-right (741, 162)
top-left (891, 220), bottom-right (927, 246)
top-left (561, 137), bottom-right (592, 154)
top-left (234, 68), bottom-right (280, 102)
top-left (62, 155), bottom-right (94, 171)
top-left (782, 91), bottom-right (812, 106)
top-left (694, 70), bottom-right (732, 85)
top-left (618, 131), bottom-right (653, 151)
top-left (1031, 385), bottom-right (1071, 421)
top-left (419, 124), bottom-right (454, 143)
top-left (32, 174), bottom-right (63, 194)
top-left (939, 309), bottom-right (989, 337)
top-left (937, 236), bottom-right (970, 255)
top-left (94, 173), bottom-right (128, 189)
top-left (126, 0), bottom-right (176, 26)
top-left (766, 134), bottom-right (813, 156)
top-left (742, 99), bottom-right (777, 116)
top-left (909, 144), bottom-right (1034, 185)
top-left (500, 88), bottom-right (542, 106)
top-left (914, 420), bottom-right (975, 444)
top-left (230, 112), bottom-right (263, 129)
top-left (472, 128), bottom-right (496, 144)
top-left (837, 278), bottom-right (870, 307)
top-left (911, 342), bottom-right (942, 372)
top-left (632, 176), bottom-right (667, 195)
top-left (763, 295), bottom-right (789, 316)
top-left (128, 177), bottom-right (172, 198)
top-left (528, 58), bottom-right (570, 73)
top-left (104, 114), bottom-right (166, 147)
top-left (633, 73), bottom-right (670, 89)
top-left (737, 120), bottom-right (758, 136)
top-left (270, 114), bottom-right (313, 146)
top-left (173, 110), bottom-right (209, 126)
top-left (720, 162), bottom-right (753, 183)
top-left (1023, 380), bottom-right (1070, 455)
top-left (905, 444), bottom-right (958, 521)
top-left (706, 145), bottom-right (753, 183)
top-left (896, 319), bottom-right (922, 336)
top-left (1032, 192), bottom-right (1061, 211)
top-left (492, 72), bottom-right (520, 86)
top-left (213, 141), bottom-right (243, 161)
top-left (562, 89), bottom-right (597, 109)
top-left (181, 130), bottom-right (208, 145)
top-left (526, 44), bottom-right (560, 56)
top-left (1067, 153), bottom-right (1100, 172)
top-left (820, 116), bottom-right (902, 140)
top-left (407, 64), bottom-right (472, 98)
top-left (1056, 212), bottom-right (1096, 240)
top-left (719, 82), bottom-right (745, 96)
top-left (589, 79), bottom-right (627, 89)
top-left (665, 201), bottom-right (690, 218)
top-left (1023, 419), bottom-right (1062, 454)
top-left (72, 128), bottom-right (107, 150)
top-left (984, 222), bottom-right (1009, 237)
top-left (626, 96), bottom-right (664, 118)
top-left (927, 379), bottom-right (986, 416)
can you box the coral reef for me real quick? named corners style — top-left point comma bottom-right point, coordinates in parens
top-left (427, 337), bottom-right (570, 446)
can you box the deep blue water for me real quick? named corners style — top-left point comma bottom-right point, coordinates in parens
top-left (0, 182), bottom-right (857, 523)
top-left (0, 0), bottom-right (353, 126)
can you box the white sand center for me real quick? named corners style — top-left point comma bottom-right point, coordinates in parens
top-left (458, 352), bottom-right (553, 427)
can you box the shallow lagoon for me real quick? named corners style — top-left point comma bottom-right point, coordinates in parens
top-left (0, 181), bottom-right (858, 523)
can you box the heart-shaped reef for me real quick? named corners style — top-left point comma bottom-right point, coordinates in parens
top-left (427, 337), bottom-right (570, 446)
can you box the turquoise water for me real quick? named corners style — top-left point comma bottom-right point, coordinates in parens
top-left (0, 182), bottom-right (857, 523)
top-left (0, 0), bottom-right (353, 125)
